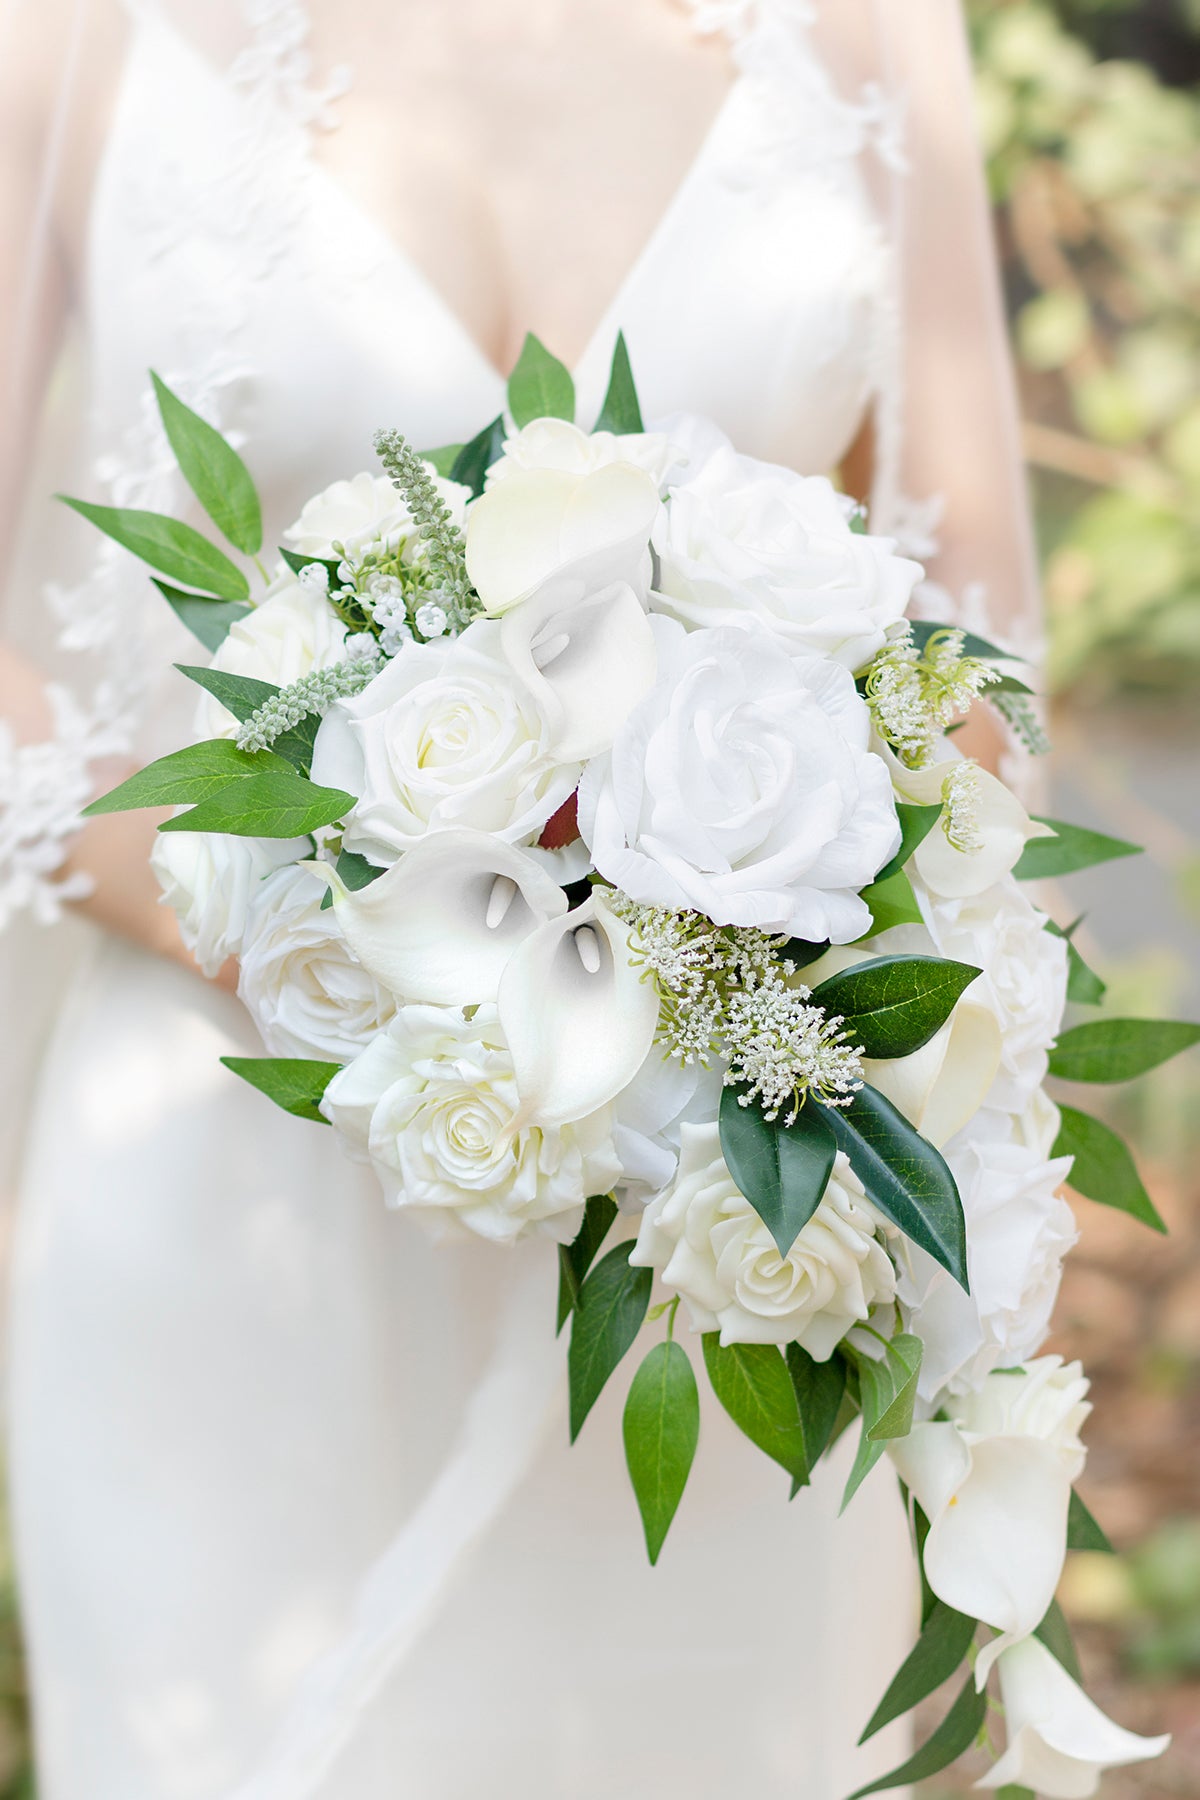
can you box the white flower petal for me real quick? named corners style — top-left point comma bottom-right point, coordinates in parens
top-left (500, 578), bottom-right (658, 759)
top-left (466, 462), bottom-right (661, 615)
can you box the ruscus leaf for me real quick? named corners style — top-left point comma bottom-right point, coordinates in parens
top-left (812, 955), bottom-right (981, 1061)
top-left (158, 770), bottom-right (355, 838)
top-left (220, 1056), bottom-right (341, 1123)
top-left (1067, 1488), bottom-right (1115, 1555)
top-left (174, 665), bottom-right (320, 774)
top-left (151, 371), bottom-right (263, 554)
top-left (1053, 1104), bottom-right (1166, 1233)
top-left (1015, 817), bottom-right (1141, 881)
top-left (557, 1194), bottom-right (619, 1333)
top-left (1035, 1597), bottom-right (1083, 1684)
top-left (507, 333), bottom-right (575, 429)
top-left (58, 496), bottom-right (250, 599)
top-left (81, 737), bottom-right (290, 816)
top-left (594, 331), bottom-right (645, 434)
top-left (567, 1241), bottom-right (651, 1441)
top-left (842, 1334), bottom-right (924, 1511)
top-left (449, 415), bottom-right (507, 498)
top-left (152, 579), bottom-right (252, 652)
top-left (702, 1336), bottom-right (808, 1483)
top-left (858, 1600), bottom-right (977, 1743)
top-left (623, 1341), bottom-right (699, 1563)
top-left (418, 442), bottom-right (465, 478)
top-left (1048, 1017), bottom-right (1200, 1084)
top-left (845, 1674), bottom-right (988, 1799)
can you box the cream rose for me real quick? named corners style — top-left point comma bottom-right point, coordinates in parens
top-left (283, 469), bottom-right (468, 560)
top-left (196, 565), bottom-right (348, 739)
top-left (321, 1003), bottom-right (622, 1246)
top-left (631, 1122), bottom-right (897, 1354)
top-left (150, 829), bottom-right (305, 978)
top-left (486, 417), bottom-right (679, 491)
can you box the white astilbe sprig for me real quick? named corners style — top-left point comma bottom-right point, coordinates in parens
top-left (235, 641), bottom-right (384, 753)
top-left (610, 894), bottom-right (864, 1124)
top-left (865, 625), bottom-right (998, 768)
top-left (372, 429), bottom-right (480, 632)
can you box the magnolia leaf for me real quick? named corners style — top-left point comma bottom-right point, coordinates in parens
top-left (1015, 817), bottom-right (1141, 881)
top-left (508, 333), bottom-right (575, 429)
top-left (158, 770), bottom-right (355, 838)
top-left (785, 1343), bottom-right (846, 1495)
top-left (1067, 1489), bottom-right (1115, 1555)
top-left (58, 496), bottom-right (250, 599)
top-left (701, 1336), bottom-right (807, 1484)
top-left (151, 371), bottom-right (262, 554)
top-left (449, 415), bottom-right (507, 498)
top-left (220, 1056), bottom-right (340, 1123)
top-left (594, 331), bottom-right (645, 434)
top-left (873, 804), bottom-right (943, 883)
top-left (811, 955), bottom-right (981, 1061)
top-left (858, 1600), bottom-right (977, 1743)
top-left (623, 1341), bottom-right (700, 1564)
top-left (557, 1194), bottom-right (619, 1334)
top-left (718, 1085), bottom-right (837, 1256)
top-left (846, 1675), bottom-right (988, 1800)
top-left (82, 737), bottom-right (289, 815)
top-left (1053, 1105), bottom-right (1166, 1233)
top-left (152, 579), bottom-right (252, 651)
top-left (1048, 1018), bottom-right (1200, 1084)
top-left (857, 869), bottom-right (924, 938)
top-left (567, 1242), bottom-right (652, 1441)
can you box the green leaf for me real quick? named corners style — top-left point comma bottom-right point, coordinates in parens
top-left (320, 847), bottom-right (383, 911)
top-left (151, 370), bottom-right (263, 555)
top-left (58, 496), bottom-right (250, 600)
top-left (594, 331), bottom-right (645, 434)
top-left (858, 1600), bottom-right (978, 1743)
top-left (220, 1056), bottom-right (340, 1123)
top-left (623, 1341), bottom-right (700, 1564)
top-left (873, 804), bottom-right (943, 883)
top-left (1036, 1597), bottom-right (1083, 1684)
top-left (81, 737), bottom-right (289, 816)
top-left (1014, 817), bottom-right (1141, 881)
top-left (857, 869), bottom-right (924, 937)
top-left (279, 547), bottom-right (342, 587)
top-left (843, 1335), bottom-right (924, 1510)
top-left (173, 664), bottom-right (320, 774)
top-left (1053, 1105), bottom-right (1166, 1233)
top-left (846, 1674), bottom-right (988, 1799)
top-left (718, 1085), bottom-right (837, 1256)
top-left (418, 442), bottom-right (465, 478)
top-left (785, 1343), bottom-right (846, 1494)
top-left (152, 579), bottom-right (252, 652)
top-left (780, 937), bottom-right (831, 970)
top-left (820, 1086), bottom-right (968, 1289)
top-left (158, 770), bottom-right (355, 838)
top-left (701, 1336), bottom-right (807, 1484)
top-left (448, 415), bottom-right (507, 498)
top-left (995, 1789), bottom-right (1036, 1799)
top-left (1068, 1488), bottom-right (1115, 1555)
top-left (567, 1241), bottom-right (652, 1441)
top-left (909, 619), bottom-right (1018, 664)
top-left (1048, 1017), bottom-right (1200, 1084)
top-left (812, 955), bottom-right (981, 1061)
top-left (1046, 917), bottom-right (1108, 1006)
top-left (507, 333), bottom-right (575, 429)
top-left (557, 1194), bottom-right (619, 1333)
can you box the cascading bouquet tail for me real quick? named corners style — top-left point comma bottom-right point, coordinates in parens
top-left (67, 333), bottom-right (1193, 1797)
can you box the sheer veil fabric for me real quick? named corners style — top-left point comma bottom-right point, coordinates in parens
top-left (0, 3), bottom-right (1037, 1795)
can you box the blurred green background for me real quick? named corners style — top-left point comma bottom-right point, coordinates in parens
top-left (0, 3), bottom-right (1196, 1793)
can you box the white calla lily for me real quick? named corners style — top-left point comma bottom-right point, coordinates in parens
top-left (978, 1635), bottom-right (1170, 1797)
top-left (311, 830), bottom-right (566, 1005)
top-left (465, 460), bottom-right (660, 615)
top-left (498, 889), bottom-right (660, 1127)
top-left (891, 756), bottom-right (1053, 899)
top-left (500, 577), bottom-right (658, 760)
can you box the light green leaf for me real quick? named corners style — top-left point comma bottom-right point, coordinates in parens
top-left (507, 333), bottom-right (575, 429)
top-left (843, 1334), bottom-right (924, 1511)
top-left (1048, 1017), bottom-right (1200, 1084)
top-left (557, 1194), bottom-right (619, 1333)
top-left (718, 1085), bottom-right (837, 1256)
top-left (1068, 1488), bottom-right (1115, 1555)
top-left (220, 1055), bottom-right (341, 1123)
top-left (857, 869), bottom-right (924, 937)
top-left (594, 331), bottom-right (645, 434)
top-left (846, 1674), bottom-right (988, 1799)
top-left (58, 496), bottom-right (250, 600)
top-left (873, 803), bottom-right (943, 883)
top-left (1053, 1105), bottom-right (1166, 1233)
top-left (1046, 917), bottom-right (1108, 1005)
top-left (567, 1241), bottom-right (652, 1441)
top-left (1035, 1597), bottom-right (1083, 1684)
top-left (151, 370), bottom-right (263, 555)
top-left (152, 579), bottom-right (252, 652)
top-left (82, 737), bottom-right (290, 816)
top-left (158, 770), bottom-right (355, 838)
top-left (623, 1341), bottom-right (700, 1564)
top-left (785, 1342), bottom-right (846, 1495)
top-left (858, 1600), bottom-right (977, 1743)
top-left (812, 955), bottom-right (981, 1061)
top-left (701, 1335), bottom-right (807, 1484)
top-left (449, 415), bottom-right (507, 498)
top-left (820, 1086), bottom-right (968, 1289)
top-left (1015, 817), bottom-right (1141, 881)
top-left (418, 442), bottom-right (465, 478)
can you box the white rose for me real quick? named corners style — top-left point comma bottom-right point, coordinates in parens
top-left (631, 1122), bottom-right (897, 1354)
top-left (238, 865), bottom-right (399, 1061)
top-left (321, 1003), bottom-right (622, 1246)
top-left (579, 619), bottom-right (900, 942)
top-left (150, 829), bottom-right (304, 978)
top-left (309, 618), bottom-right (579, 864)
top-left (283, 469), bottom-right (469, 560)
top-left (890, 1356), bottom-right (1091, 1681)
top-left (899, 1101), bottom-right (1077, 1401)
top-left (486, 417), bottom-right (679, 491)
top-left (651, 445), bottom-right (921, 671)
top-left (611, 1050), bottom-right (724, 1205)
top-left (197, 565), bottom-right (348, 739)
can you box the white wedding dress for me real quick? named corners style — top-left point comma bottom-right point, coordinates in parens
top-left (0, 2), bottom-right (951, 1794)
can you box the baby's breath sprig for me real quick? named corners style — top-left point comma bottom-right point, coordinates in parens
top-left (610, 894), bottom-right (864, 1125)
top-left (865, 624), bottom-right (998, 768)
top-left (234, 639), bottom-right (384, 754)
top-left (372, 428), bottom-right (480, 632)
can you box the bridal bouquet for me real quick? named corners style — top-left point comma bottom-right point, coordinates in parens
top-left (69, 338), bottom-right (1194, 1796)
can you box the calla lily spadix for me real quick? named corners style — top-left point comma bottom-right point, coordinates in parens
top-left (498, 889), bottom-right (660, 1128)
top-left (500, 577), bottom-right (658, 761)
top-left (892, 755), bottom-right (1055, 900)
top-left (308, 831), bottom-right (566, 1005)
top-left (978, 1635), bottom-right (1170, 1797)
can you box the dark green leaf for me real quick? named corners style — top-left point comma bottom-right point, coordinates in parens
top-left (173, 664), bottom-right (320, 773)
top-left (702, 1336), bottom-right (808, 1483)
top-left (874, 804), bottom-right (943, 883)
top-left (507, 333), bottom-right (575, 429)
top-left (448, 415), bottom-right (507, 498)
top-left (1036, 1597), bottom-right (1083, 1683)
top-left (82, 737), bottom-right (290, 816)
top-left (158, 770), bottom-right (355, 838)
top-left (1046, 917), bottom-right (1108, 1006)
top-left (1015, 817), bottom-right (1141, 881)
top-left (785, 1343), bottom-right (846, 1494)
top-left (1048, 1018), bottom-right (1200, 1084)
top-left (58, 496), bottom-right (250, 599)
top-left (1053, 1105), bottom-right (1166, 1233)
top-left (623, 1341), bottom-right (699, 1564)
top-left (858, 1601), bottom-right (977, 1743)
top-left (820, 1086), bottom-right (968, 1289)
top-left (320, 847), bottom-right (383, 911)
top-left (418, 442), bottom-right (465, 478)
top-left (1068, 1488), bottom-right (1115, 1555)
top-left (557, 1194), bottom-right (619, 1333)
top-left (279, 547), bottom-right (342, 586)
top-left (909, 619), bottom-right (1019, 664)
top-left (857, 869), bottom-right (924, 937)
top-left (812, 955), bottom-right (981, 1061)
top-left (718, 1085), bottom-right (837, 1255)
top-left (152, 579), bottom-right (252, 651)
top-left (846, 1675), bottom-right (988, 1799)
top-left (151, 370), bottom-right (262, 555)
top-left (568, 1241), bottom-right (651, 1441)
top-left (220, 1055), bottom-right (340, 1123)
top-left (594, 331), bottom-right (645, 434)
top-left (780, 937), bottom-right (831, 970)
top-left (843, 1335), bottom-right (924, 1510)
